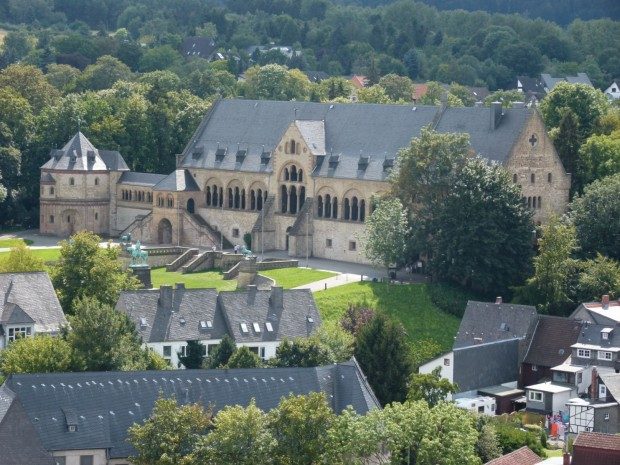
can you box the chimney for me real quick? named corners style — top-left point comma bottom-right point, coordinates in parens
top-left (176, 283), bottom-right (185, 291)
top-left (495, 296), bottom-right (503, 304)
top-left (602, 294), bottom-right (610, 309)
top-left (563, 452), bottom-right (570, 465)
top-left (590, 367), bottom-right (599, 400)
top-left (159, 285), bottom-right (173, 310)
top-left (490, 101), bottom-right (502, 130)
top-left (270, 286), bottom-right (284, 309)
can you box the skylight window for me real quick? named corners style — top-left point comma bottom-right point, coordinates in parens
top-left (200, 320), bottom-right (213, 329)
top-left (240, 323), bottom-right (249, 333)
top-left (139, 317), bottom-right (147, 328)
top-left (307, 316), bottom-right (314, 323)
top-left (265, 322), bottom-right (274, 332)
top-left (253, 322), bottom-right (261, 333)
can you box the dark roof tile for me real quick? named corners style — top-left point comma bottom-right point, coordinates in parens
top-left (523, 316), bottom-right (583, 367)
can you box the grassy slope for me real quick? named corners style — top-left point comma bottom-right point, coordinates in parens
top-left (0, 248), bottom-right (60, 262)
top-left (314, 282), bottom-right (460, 350)
top-left (150, 267), bottom-right (237, 291)
top-left (0, 238), bottom-right (33, 247)
top-left (259, 267), bottom-right (337, 289)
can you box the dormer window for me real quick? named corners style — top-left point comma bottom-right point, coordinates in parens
top-left (7, 326), bottom-right (32, 343)
top-left (602, 328), bottom-right (613, 340)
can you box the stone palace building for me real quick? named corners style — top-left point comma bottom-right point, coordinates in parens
top-left (40, 99), bottom-right (570, 264)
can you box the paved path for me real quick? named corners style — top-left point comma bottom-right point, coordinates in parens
top-left (0, 229), bottom-right (119, 253)
top-left (293, 272), bottom-right (367, 292)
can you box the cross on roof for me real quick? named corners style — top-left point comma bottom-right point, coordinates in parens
top-left (529, 133), bottom-right (538, 147)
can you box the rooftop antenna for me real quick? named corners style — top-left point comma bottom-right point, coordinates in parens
top-left (294, 107), bottom-right (298, 119)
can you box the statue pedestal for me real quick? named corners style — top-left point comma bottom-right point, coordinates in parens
top-left (130, 266), bottom-right (152, 289)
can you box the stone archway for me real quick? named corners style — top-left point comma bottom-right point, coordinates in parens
top-left (186, 198), bottom-right (195, 214)
top-left (60, 209), bottom-right (79, 236)
top-left (157, 218), bottom-right (173, 244)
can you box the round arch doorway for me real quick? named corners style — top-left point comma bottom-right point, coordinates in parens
top-left (186, 198), bottom-right (195, 214)
top-left (157, 218), bottom-right (173, 244)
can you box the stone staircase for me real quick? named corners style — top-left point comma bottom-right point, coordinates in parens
top-left (181, 251), bottom-right (213, 274)
top-left (188, 212), bottom-right (233, 249)
top-left (166, 248), bottom-right (199, 272)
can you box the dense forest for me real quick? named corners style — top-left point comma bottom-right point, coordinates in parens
top-left (340, 0), bottom-right (619, 26)
top-left (0, 0), bottom-right (618, 229)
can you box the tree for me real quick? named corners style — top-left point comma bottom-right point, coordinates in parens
top-left (178, 340), bottom-right (206, 369)
top-left (449, 83), bottom-right (475, 107)
top-left (204, 334), bottom-right (235, 368)
top-left (272, 337), bottom-right (333, 368)
top-left (513, 217), bottom-right (578, 315)
top-left (484, 90), bottom-right (525, 107)
top-left (243, 64), bottom-right (310, 101)
top-left (571, 173), bottom-right (620, 260)
top-left (128, 396), bottom-right (212, 465)
top-left (578, 130), bottom-right (620, 187)
top-left (227, 346), bottom-right (263, 368)
top-left (574, 254), bottom-right (620, 302)
top-left (378, 74), bottom-right (414, 102)
top-left (357, 85), bottom-right (392, 104)
top-left (540, 82), bottom-right (609, 142)
top-left (45, 64), bottom-right (81, 93)
top-left (50, 231), bottom-right (140, 312)
top-left (354, 313), bottom-right (414, 405)
top-left (550, 107), bottom-right (583, 193)
top-left (362, 197), bottom-right (410, 272)
top-left (268, 392), bottom-right (334, 465)
top-left (66, 297), bottom-right (163, 371)
top-left (408, 367), bottom-right (458, 407)
top-left (475, 422), bottom-right (502, 463)
top-left (340, 304), bottom-right (376, 336)
top-left (78, 55), bottom-right (133, 91)
top-left (138, 45), bottom-right (182, 72)
top-left (429, 158), bottom-right (534, 295)
top-left (0, 64), bottom-right (60, 111)
top-left (0, 242), bottom-right (45, 272)
top-left (403, 48), bottom-right (421, 79)
top-left (0, 335), bottom-right (72, 376)
top-left (319, 77), bottom-right (353, 101)
top-left (418, 81), bottom-right (444, 105)
top-left (309, 325), bottom-right (354, 363)
top-left (194, 401), bottom-right (275, 465)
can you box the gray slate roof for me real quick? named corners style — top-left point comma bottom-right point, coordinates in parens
top-left (454, 300), bottom-right (538, 349)
top-left (600, 373), bottom-right (620, 402)
top-left (181, 36), bottom-right (217, 59)
top-left (574, 323), bottom-right (620, 349)
top-left (40, 132), bottom-right (129, 172)
top-left (0, 385), bottom-right (54, 465)
top-left (0, 272), bottom-right (67, 334)
top-left (218, 287), bottom-right (320, 343)
top-left (115, 285), bottom-right (321, 343)
top-left (3, 361), bottom-right (379, 458)
top-left (179, 99), bottom-right (535, 181)
top-left (118, 171), bottom-right (167, 187)
top-left (523, 316), bottom-right (583, 368)
top-left (153, 169), bottom-right (200, 191)
top-left (541, 72), bottom-right (593, 91)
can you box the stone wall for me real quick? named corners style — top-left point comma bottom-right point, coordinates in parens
top-left (116, 205), bottom-right (152, 232)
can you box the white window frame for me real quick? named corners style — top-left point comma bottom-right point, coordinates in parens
top-left (7, 326), bottom-right (33, 343)
top-left (443, 358), bottom-right (450, 366)
top-left (528, 390), bottom-right (543, 402)
top-left (577, 349), bottom-right (591, 358)
top-left (531, 364), bottom-right (538, 372)
top-left (598, 351), bottom-right (613, 361)
top-left (600, 384), bottom-right (607, 398)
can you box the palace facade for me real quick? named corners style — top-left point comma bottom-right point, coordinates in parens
top-left (40, 99), bottom-right (570, 264)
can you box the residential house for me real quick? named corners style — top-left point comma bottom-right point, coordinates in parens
top-left (521, 316), bottom-right (583, 387)
top-left (246, 45), bottom-right (301, 60)
top-left (412, 83), bottom-right (429, 103)
top-left (0, 360), bottom-right (379, 464)
top-left (350, 75), bottom-right (368, 89)
top-left (180, 37), bottom-right (218, 61)
top-left (115, 284), bottom-right (321, 367)
top-left (0, 272), bottom-right (67, 350)
top-left (567, 371), bottom-right (620, 435)
top-left (525, 381), bottom-right (574, 414)
top-left (604, 79), bottom-right (620, 100)
top-left (516, 75), bottom-right (546, 103)
top-left (540, 73), bottom-right (593, 93)
top-left (571, 295), bottom-right (620, 325)
top-left (571, 431), bottom-right (620, 465)
top-left (305, 71), bottom-right (329, 83)
top-left (485, 446), bottom-right (543, 465)
top-left (420, 298), bottom-right (538, 404)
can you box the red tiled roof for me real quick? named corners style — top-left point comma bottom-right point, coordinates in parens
top-left (350, 75), bottom-right (367, 89)
top-left (485, 446), bottom-right (541, 465)
top-left (573, 432), bottom-right (620, 450)
top-left (413, 83), bottom-right (428, 100)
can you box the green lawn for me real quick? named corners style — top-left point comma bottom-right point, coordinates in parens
top-left (259, 267), bottom-right (337, 289)
top-left (0, 247), bottom-right (60, 263)
top-left (314, 282), bottom-right (460, 351)
top-left (0, 238), bottom-right (33, 247)
top-left (150, 267), bottom-right (237, 291)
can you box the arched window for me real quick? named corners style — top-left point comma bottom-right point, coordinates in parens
top-left (291, 165), bottom-right (298, 182)
top-left (206, 186), bottom-right (212, 206)
top-left (360, 200), bottom-right (366, 222)
top-left (234, 187), bottom-right (240, 209)
top-left (157, 195), bottom-right (164, 207)
top-left (531, 173), bottom-right (535, 184)
top-left (94, 177), bottom-right (99, 186)
top-left (257, 189), bottom-right (263, 211)
top-left (344, 198), bottom-right (351, 220)
top-left (228, 188), bottom-right (233, 208)
top-left (50, 187), bottom-right (54, 195)
top-left (317, 195), bottom-right (323, 217)
top-left (69, 177), bottom-right (75, 186)
top-left (250, 190), bottom-right (256, 210)
top-left (298, 169), bottom-right (303, 182)
top-left (281, 185), bottom-right (288, 213)
top-left (527, 197), bottom-right (531, 208)
top-left (241, 189), bottom-right (246, 209)
top-left (289, 185), bottom-right (298, 214)
top-left (532, 197), bottom-right (537, 208)
top-left (167, 195), bottom-right (174, 208)
top-left (284, 168), bottom-right (290, 181)
top-left (548, 173), bottom-right (552, 183)
top-left (299, 186), bottom-right (305, 209)
top-left (513, 174), bottom-right (517, 183)
top-left (351, 197), bottom-right (359, 221)
top-left (212, 185), bottom-right (218, 206)
top-left (325, 194), bottom-right (332, 218)
top-left (290, 140), bottom-right (296, 154)
top-left (332, 197), bottom-right (338, 218)
top-left (538, 196), bottom-right (542, 209)
top-left (219, 187), bottom-right (223, 207)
